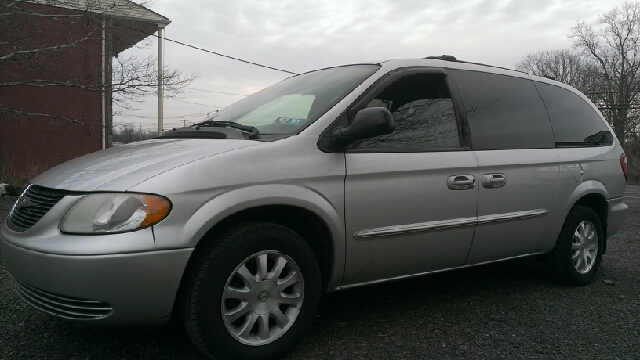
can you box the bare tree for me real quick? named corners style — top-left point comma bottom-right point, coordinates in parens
top-left (515, 49), bottom-right (602, 95)
top-left (111, 53), bottom-right (196, 113)
top-left (111, 122), bottom-right (156, 143)
top-left (515, 2), bottom-right (640, 182)
top-left (570, 1), bottom-right (639, 149)
top-left (0, 0), bottom-right (197, 121)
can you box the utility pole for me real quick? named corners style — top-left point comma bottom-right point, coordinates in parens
top-left (183, 119), bottom-right (187, 127)
top-left (139, 124), bottom-right (142, 141)
top-left (157, 25), bottom-right (165, 136)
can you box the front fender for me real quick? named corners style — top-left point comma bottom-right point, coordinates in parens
top-left (152, 184), bottom-right (346, 290)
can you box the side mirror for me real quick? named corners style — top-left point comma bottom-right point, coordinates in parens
top-left (333, 107), bottom-right (395, 146)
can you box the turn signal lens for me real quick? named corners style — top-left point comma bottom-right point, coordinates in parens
top-left (140, 195), bottom-right (172, 227)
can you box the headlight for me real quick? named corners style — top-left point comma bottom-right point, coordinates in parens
top-left (61, 193), bottom-right (171, 234)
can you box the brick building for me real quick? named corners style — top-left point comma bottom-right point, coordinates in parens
top-left (0, 0), bottom-right (169, 178)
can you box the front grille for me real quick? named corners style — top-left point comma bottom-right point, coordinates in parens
top-left (16, 281), bottom-right (112, 320)
top-left (6, 185), bottom-right (69, 232)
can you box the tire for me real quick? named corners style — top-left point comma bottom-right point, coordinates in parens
top-left (181, 222), bottom-right (322, 360)
top-left (544, 205), bottom-right (603, 286)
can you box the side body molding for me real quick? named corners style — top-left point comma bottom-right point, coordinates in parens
top-left (354, 209), bottom-right (548, 241)
top-left (153, 185), bottom-right (346, 291)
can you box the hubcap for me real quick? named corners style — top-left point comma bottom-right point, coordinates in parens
top-left (222, 250), bottom-right (304, 346)
top-left (572, 220), bottom-right (598, 274)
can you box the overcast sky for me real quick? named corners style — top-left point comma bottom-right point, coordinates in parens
top-left (115, 0), bottom-right (629, 131)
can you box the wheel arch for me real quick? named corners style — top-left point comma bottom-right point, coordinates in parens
top-left (565, 180), bottom-right (610, 253)
top-left (199, 205), bottom-right (335, 290)
top-left (573, 193), bottom-right (608, 253)
top-left (179, 185), bottom-right (345, 293)
top-left (538, 180), bottom-right (611, 254)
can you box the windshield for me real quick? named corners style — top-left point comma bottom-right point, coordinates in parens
top-left (207, 64), bottom-right (380, 135)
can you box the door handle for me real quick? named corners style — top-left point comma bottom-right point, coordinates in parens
top-left (482, 174), bottom-right (506, 188)
top-left (447, 175), bottom-right (475, 190)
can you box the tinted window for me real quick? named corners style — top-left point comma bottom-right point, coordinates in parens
top-left (356, 74), bottom-right (460, 149)
top-left (449, 70), bottom-right (555, 150)
top-left (535, 83), bottom-right (612, 147)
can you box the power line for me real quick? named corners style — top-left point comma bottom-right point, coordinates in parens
top-left (169, 98), bottom-right (224, 108)
top-left (117, 114), bottom-right (156, 119)
top-left (114, 23), bottom-right (298, 76)
top-left (187, 87), bottom-right (249, 96)
top-left (118, 112), bottom-right (208, 120)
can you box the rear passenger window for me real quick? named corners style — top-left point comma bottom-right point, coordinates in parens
top-left (356, 74), bottom-right (460, 149)
top-left (534, 83), bottom-right (613, 147)
top-left (449, 70), bottom-right (555, 150)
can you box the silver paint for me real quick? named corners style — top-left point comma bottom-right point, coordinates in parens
top-left (339, 252), bottom-right (548, 290)
top-left (465, 149), bottom-right (560, 265)
top-left (343, 150), bottom-right (478, 285)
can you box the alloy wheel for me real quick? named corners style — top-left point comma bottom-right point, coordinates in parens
top-left (572, 220), bottom-right (598, 274)
top-left (221, 250), bottom-right (304, 346)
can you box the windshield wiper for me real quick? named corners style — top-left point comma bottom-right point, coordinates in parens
top-left (193, 120), bottom-right (259, 139)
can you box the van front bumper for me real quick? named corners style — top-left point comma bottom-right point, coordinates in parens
top-left (0, 237), bottom-right (192, 325)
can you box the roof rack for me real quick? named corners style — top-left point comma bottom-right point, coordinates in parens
top-left (424, 55), bottom-right (458, 61)
top-left (424, 55), bottom-right (528, 74)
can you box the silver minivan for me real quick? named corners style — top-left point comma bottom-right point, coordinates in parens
top-left (1, 57), bottom-right (629, 360)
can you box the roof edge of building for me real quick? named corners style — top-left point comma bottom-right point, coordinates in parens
top-left (27, 0), bottom-right (170, 25)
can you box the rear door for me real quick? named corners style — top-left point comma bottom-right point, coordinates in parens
top-left (342, 69), bottom-right (479, 286)
top-left (448, 69), bottom-right (560, 264)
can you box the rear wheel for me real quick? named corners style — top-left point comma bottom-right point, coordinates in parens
top-left (182, 222), bottom-right (321, 360)
top-left (544, 205), bottom-right (603, 286)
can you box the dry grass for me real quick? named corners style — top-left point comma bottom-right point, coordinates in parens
top-left (0, 163), bottom-right (48, 187)
top-left (0, 150), bottom-right (52, 187)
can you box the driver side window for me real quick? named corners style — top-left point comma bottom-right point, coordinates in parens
top-left (357, 74), bottom-right (460, 149)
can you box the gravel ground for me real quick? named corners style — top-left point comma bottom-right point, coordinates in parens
top-left (1, 187), bottom-right (638, 359)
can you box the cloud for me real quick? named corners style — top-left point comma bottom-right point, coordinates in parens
top-left (115, 0), bottom-right (631, 128)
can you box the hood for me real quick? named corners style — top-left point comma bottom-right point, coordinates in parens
top-left (32, 138), bottom-right (261, 191)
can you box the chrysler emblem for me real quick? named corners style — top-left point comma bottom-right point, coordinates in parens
top-left (258, 291), bottom-right (269, 303)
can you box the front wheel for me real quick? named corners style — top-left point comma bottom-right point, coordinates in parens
top-left (182, 222), bottom-right (321, 360)
top-left (544, 205), bottom-right (603, 286)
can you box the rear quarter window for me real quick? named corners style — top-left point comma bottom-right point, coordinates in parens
top-left (534, 83), bottom-right (613, 147)
top-left (448, 70), bottom-right (555, 150)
